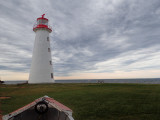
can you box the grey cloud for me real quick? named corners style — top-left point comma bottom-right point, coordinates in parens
top-left (0, 0), bottom-right (160, 77)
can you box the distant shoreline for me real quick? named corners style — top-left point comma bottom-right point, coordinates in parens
top-left (2, 78), bottom-right (160, 84)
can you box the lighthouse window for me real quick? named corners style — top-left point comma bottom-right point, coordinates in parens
top-left (42, 20), bottom-right (46, 25)
top-left (51, 73), bottom-right (53, 78)
top-left (49, 61), bottom-right (52, 65)
top-left (38, 20), bottom-right (48, 25)
top-left (38, 20), bottom-right (42, 24)
top-left (47, 37), bottom-right (49, 41)
top-left (48, 48), bottom-right (50, 52)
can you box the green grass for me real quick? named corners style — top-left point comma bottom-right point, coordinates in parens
top-left (1, 83), bottom-right (160, 120)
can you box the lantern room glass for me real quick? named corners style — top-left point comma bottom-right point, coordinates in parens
top-left (37, 19), bottom-right (48, 25)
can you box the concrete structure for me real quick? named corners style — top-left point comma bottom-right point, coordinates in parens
top-left (2, 96), bottom-right (74, 120)
top-left (29, 14), bottom-right (54, 83)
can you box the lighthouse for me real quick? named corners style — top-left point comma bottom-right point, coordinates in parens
top-left (29, 14), bottom-right (54, 84)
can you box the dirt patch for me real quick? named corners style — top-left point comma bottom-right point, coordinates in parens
top-left (0, 96), bottom-right (11, 100)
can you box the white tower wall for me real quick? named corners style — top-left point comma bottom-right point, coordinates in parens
top-left (29, 29), bottom-right (54, 83)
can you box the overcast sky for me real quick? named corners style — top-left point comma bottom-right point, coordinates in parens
top-left (0, 0), bottom-right (160, 80)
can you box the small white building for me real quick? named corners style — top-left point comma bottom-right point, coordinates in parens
top-left (29, 14), bottom-right (54, 83)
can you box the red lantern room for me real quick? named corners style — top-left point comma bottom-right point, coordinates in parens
top-left (33, 14), bottom-right (52, 33)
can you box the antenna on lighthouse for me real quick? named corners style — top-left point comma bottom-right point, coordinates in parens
top-left (29, 14), bottom-right (54, 84)
top-left (42, 14), bottom-right (45, 18)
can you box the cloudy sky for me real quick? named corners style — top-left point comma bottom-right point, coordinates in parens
top-left (0, 0), bottom-right (160, 80)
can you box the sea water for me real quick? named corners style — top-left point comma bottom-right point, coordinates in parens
top-left (3, 78), bottom-right (160, 84)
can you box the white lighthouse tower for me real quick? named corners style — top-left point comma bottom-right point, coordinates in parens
top-left (29, 14), bottom-right (54, 84)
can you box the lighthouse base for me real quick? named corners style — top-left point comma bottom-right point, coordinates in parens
top-left (28, 81), bottom-right (54, 84)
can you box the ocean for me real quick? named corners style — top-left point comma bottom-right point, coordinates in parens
top-left (2, 78), bottom-right (160, 84)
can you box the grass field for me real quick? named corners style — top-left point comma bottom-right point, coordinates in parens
top-left (1, 83), bottom-right (160, 120)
